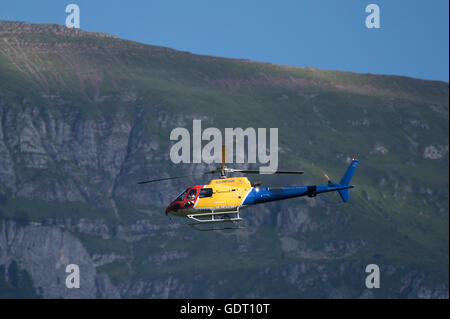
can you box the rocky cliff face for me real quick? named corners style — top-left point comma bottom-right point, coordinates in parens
top-left (0, 221), bottom-right (119, 298)
top-left (0, 21), bottom-right (448, 298)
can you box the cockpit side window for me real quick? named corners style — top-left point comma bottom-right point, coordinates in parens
top-left (175, 190), bottom-right (187, 202)
top-left (186, 189), bottom-right (197, 200)
top-left (199, 188), bottom-right (213, 198)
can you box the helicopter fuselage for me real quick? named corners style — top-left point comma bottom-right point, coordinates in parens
top-left (165, 177), bottom-right (252, 217)
top-left (165, 175), bottom-right (354, 218)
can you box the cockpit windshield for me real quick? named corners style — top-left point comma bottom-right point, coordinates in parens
top-left (175, 190), bottom-right (187, 202)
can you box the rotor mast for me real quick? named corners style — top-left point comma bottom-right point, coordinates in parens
top-left (220, 145), bottom-right (227, 178)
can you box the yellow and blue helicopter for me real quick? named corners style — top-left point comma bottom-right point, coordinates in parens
top-left (139, 147), bottom-right (358, 230)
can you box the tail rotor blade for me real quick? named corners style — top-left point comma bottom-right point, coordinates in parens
top-left (322, 173), bottom-right (332, 184)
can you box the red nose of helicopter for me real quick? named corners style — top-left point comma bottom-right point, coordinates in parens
top-left (165, 201), bottom-right (179, 215)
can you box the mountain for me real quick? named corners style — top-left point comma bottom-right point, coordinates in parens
top-left (0, 21), bottom-right (448, 298)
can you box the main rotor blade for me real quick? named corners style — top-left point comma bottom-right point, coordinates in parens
top-left (231, 169), bottom-right (304, 174)
top-left (138, 172), bottom-right (214, 184)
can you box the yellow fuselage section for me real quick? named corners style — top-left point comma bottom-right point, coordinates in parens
top-left (196, 177), bottom-right (252, 209)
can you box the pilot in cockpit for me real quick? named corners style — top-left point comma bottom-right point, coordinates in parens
top-left (186, 189), bottom-right (197, 200)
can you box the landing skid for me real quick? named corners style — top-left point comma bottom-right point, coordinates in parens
top-left (187, 209), bottom-right (244, 231)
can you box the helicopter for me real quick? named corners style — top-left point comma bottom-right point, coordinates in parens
top-left (138, 146), bottom-right (359, 230)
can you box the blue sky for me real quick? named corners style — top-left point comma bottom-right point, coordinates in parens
top-left (1, 0), bottom-right (448, 81)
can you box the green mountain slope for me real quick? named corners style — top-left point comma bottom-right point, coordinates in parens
top-left (0, 21), bottom-right (448, 298)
